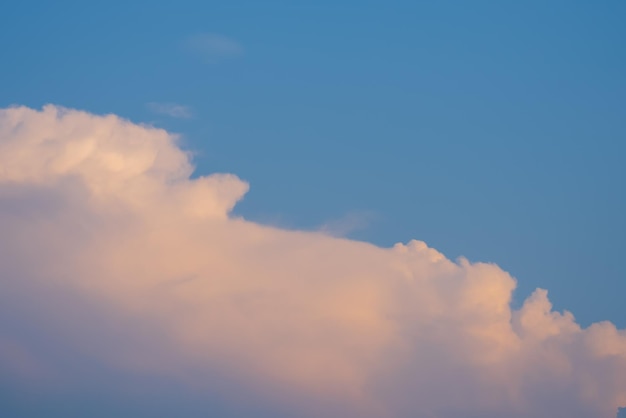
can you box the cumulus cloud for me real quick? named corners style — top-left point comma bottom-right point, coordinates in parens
top-left (147, 102), bottom-right (193, 119)
top-left (0, 105), bottom-right (625, 418)
top-left (185, 33), bottom-right (243, 63)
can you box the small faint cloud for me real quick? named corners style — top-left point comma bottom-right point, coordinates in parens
top-left (147, 102), bottom-right (193, 119)
top-left (184, 33), bottom-right (244, 63)
top-left (319, 211), bottom-right (378, 238)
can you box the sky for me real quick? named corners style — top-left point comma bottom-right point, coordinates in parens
top-left (0, 1), bottom-right (625, 417)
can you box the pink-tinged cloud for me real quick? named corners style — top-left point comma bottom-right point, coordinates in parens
top-left (0, 105), bottom-right (625, 417)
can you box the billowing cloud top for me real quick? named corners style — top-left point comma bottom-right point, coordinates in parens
top-left (1, 105), bottom-right (624, 418)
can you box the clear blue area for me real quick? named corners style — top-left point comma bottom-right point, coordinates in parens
top-left (1, 0), bottom-right (624, 330)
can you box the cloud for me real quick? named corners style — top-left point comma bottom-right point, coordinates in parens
top-left (0, 105), bottom-right (625, 418)
top-left (147, 102), bottom-right (193, 119)
top-left (319, 210), bottom-right (377, 237)
top-left (185, 33), bottom-right (243, 63)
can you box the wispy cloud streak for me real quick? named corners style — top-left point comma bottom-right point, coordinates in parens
top-left (185, 33), bottom-right (244, 63)
top-left (147, 102), bottom-right (193, 119)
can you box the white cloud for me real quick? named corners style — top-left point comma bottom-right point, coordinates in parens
top-left (147, 102), bottom-right (193, 119)
top-left (0, 105), bottom-right (625, 418)
top-left (185, 33), bottom-right (244, 63)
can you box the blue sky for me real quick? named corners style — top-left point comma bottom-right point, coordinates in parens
top-left (1, 0), bottom-right (624, 333)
